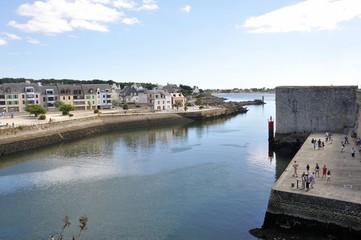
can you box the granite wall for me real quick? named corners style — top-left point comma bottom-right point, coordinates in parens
top-left (276, 86), bottom-right (357, 134)
top-left (263, 189), bottom-right (361, 238)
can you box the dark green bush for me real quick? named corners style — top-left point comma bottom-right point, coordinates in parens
top-left (38, 114), bottom-right (46, 120)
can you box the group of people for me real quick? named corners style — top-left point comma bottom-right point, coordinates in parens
top-left (292, 160), bottom-right (331, 191)
top-left (311, 138), bottom-right (325, 150)
top-left (291, 131), bottom-right (361, 191)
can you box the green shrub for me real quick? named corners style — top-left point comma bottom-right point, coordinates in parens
top-left (38, 114), bottom-right (46, 120)
top-left (199, 106), bottom-right (204, 109)
top-left (94, 109), bottom-right (99, 114)
top-left (69, 114), bottom-right (74, 117)
top-left (123, 103), bottom-right (129, 110)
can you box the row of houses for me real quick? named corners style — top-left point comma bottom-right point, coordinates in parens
top-left (0, 82), bottom-right (192, 113)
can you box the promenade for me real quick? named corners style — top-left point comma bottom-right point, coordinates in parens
top-left (274, 132), bottom-right (361, 205)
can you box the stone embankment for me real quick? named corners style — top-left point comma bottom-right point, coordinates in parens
top-left (252, 132), bottom-right (361, 239)
top-left (0, 108), bottom-right (237, 156)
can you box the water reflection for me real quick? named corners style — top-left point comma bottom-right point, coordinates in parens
top-left (0, 94), bottom-right (295, 240)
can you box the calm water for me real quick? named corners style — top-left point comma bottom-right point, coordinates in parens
top-left (0, 93), bottom-right (290, 240)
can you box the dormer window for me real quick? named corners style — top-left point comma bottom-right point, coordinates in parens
top-left (5, 87), bottom-right (11, 93)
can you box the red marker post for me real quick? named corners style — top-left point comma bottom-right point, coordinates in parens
top-left (268, 116), bottom-right (274, 141)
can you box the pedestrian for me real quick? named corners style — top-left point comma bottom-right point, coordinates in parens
top-left (351, 148), bottom-right (356, 158)
top-left (309, 172), bottom-right (315, 188)
top-left (345, 135), bottom-right (349, 144)
top-left (50, 235), bottom-right (55, 240)
top-left (301, 172), bottom-right (306, 189)
top-left (322, 165), bottom-right (327, 179)
top-left (341, 142), bottom-right (345, 152)
top-left (292, 161), bottom-right (299, 177)
top-left (326, 170), bottom-right (331, 183)
top-left (306, 164), bottom-right (310, 173)
top-left (315, 163), bottom-right (320, 178)
top-left (325, 132), bottom-right (329, 143)
top-left (305, 174), bottom-right (311, 191)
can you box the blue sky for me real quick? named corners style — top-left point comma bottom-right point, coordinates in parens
top-left (1, 0), bottom-right (361, 89)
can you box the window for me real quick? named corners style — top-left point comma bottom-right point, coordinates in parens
top-left (25, 87), bottom-right (34, 93)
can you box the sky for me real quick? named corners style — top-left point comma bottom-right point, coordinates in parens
top-left (1, 0), bottom-right (361, 90)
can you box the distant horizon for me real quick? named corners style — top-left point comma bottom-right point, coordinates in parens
top-left (1, 1), bottom-right (361, 89)
top-left (2, 77), bottom-right (360, 91)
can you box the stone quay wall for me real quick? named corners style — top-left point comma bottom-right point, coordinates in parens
top-left (276, 86), bottom-right (357, 134)
top-left (0, 108), bottom-right (235, 156)
top-left (263, 189), bottom-right (361, 238)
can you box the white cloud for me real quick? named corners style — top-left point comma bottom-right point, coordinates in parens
top-left (27, 38), bottom-right (40, 45)
top-left (8, 0), bottom-right (123, 34)
top-left (181, 5), bottom-right (191, 13)
top-left (113, 0), bottom-right (137, 9)
top-left (2, 32), bottom-right (22, 40)
top-left (139, 0), bottom-right (159, 10)
top-left (121, 17), bottom-right (140, 25)
top-left (244, 0), bottom-right (361, 33)
top-left (0, 39), bottom-right (7, 45)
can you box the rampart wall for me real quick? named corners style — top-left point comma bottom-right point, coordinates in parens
top-left (263, 189), bottom-right (361, 238)
top-left (276, 86), bottom-right (357, 134)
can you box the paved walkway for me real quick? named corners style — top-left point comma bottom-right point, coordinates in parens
top-left (274, 133), bottom-right (361, 204)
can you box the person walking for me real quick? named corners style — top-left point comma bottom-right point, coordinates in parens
top-left (341, 142), bottom-right (345, 152)
top-left (293, 161), bottom-right (299, 177)
top-left (309, 172), bottom-right (315, 188)
top-left (351, 148), bottom-right (356, 158)
top-left (305, 174), bottom-right (311, 191)
top-left (326, 170), bottom-right (331, 183)
top-left (322, 165), bottom-right (327, 179)
top-left (315, 163), bottom-right (320, 178)
top-left (306, 164), bottom-right (310, 173)
top-left (301, 172), bottom-right (306, 189)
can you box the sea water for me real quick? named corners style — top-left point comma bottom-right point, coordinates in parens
top-left (0, 93), bottom-right (291, 240)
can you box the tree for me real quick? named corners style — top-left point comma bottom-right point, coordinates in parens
top-left (25, 104), bottom-right (47, 117)
top-left (112, 99), bottom-right (121, 107)
top-left (173, 100), bottom-right (183, 110)
top-left (123, 103), bottom-right (129, 110)
top-left (59, 104), bottom-right (75, 115)
top-left (54, 100), bottom-right (64, 108)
